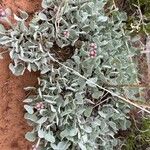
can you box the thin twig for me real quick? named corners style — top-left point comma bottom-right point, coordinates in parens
top-left (93, 98), bottom-right (109, 108)
top-left (133, 0), bottom-right (148, 36)
top-left (55, 0), bottom-right (68, 37)
top-left (48, 53), bottom-right (150, 114)
top-left (35, 138), bottom-right (41, 148)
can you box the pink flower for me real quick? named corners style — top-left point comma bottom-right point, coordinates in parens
top-left (0, 8), bottom-right (6, 18)
top-left (89, 43), bottom-right (97, 58)
top-left (63, 31), bottom-right (70, 38)
top-left (90, 43), bottom-right (97, 49)
top-left (89, 49), bottom-right (97, 58)
top-left (35, 102), bottom-right (44, 111)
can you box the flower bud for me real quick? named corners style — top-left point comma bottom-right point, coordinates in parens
top-left (90, 43), bottom-right (97, 49)
top-left (35, 102), bottom-right (44, 111)
top-left (89, 49), bottom-right (97, 58)
top-left (63, 31), bottom-right (70, 38)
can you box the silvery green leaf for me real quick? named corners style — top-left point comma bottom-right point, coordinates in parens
top-left (27, 64), bottom-right (32, 72)
top-left (9, 50), bottom-right (17, 59)
top-left (46, 41), bottom-right (53, 48)
top-left (131, 35), bottom-right (141, 42)
top-left (66, 86), bottom-right (76, 92)
top-left (69, 128), bottom-right (78, 137)
top-left (44, 132), bottom-right (55, 143)
top-left (96, 0), bottom-right (107, 9)
top-left (30, 63), bottom-right (38, 72)
top-left (51, 141), bottom-right (71, 150)
top-left (50, 144), bottom-right (58, 150)
top-left (0, 24), bottom-right (6, 33)
top-left (24, 87), bottom-right (36, 90)
top-left (38, 128), bottom-right (45, 138)
top-left (93, 119), bottom-right (101, 126)
top-left (101, 120), bottom-right (107, 131)
top-left (98, 111), bottom-right (107, 118)
top-left (82, 25), bottom-right (91, 32)
top-left (71, 82), bottom-right (78, 87)
top-left (61, 109), bottom-right (72, 117)
top-left (92, 90), bottom-right (103, 99)
top-left (23, 98), bottom-right (33, 103)
top-left (70, 29), bottom-right (79, 46)
top-left (112, 139), bottom-right (118, 146)
top-left (0, 36), bottom-right (13, 45)
top-left (78, 141), bottom-right (87, 150)
top-left (84, 106), bottom-right (93, 117)
top-left (41, 0), bottom-right (51, 8)
top-left (86, 77), bottom-right (98, 87)
top-left (102, 65), bottom-right (111, 69)
top-left (82, 134), bottom-right (88, 143)
top-left (24, 105), bottom-right (34, 114)
top-left (56, 39), bottom-right (64, 48)
top-left (108, 121), bottom-right (117, 131)
top-left (97, 16), bottom-right (108, 22)
top-left (75, 92), bottom-right (83, 104)
top-left (24, 113), bottom-right (38, 122)
top-left (72, 55), bottom-right (80, 64)
top-left (39, 12), bottom-right (47, 20)
top-left (60, 129), bottom-right (69, 138)
top-left (14, 14), bottom-right (22, 21)
top-left (50, 105), bottom-right (56, 112)
top-left (81, 12), bottom-right (90, 22)
top-left (41, 66), bottom-right (50, 74)
top-left (9, 63), bottom-right (25, 76)
top-left (77, 108), bottom-right (85, 115)
top-left (19, 22), bottom-right (28, 32)
top-left (83, 126), bottom-right (92, 133)
top-left (45, 99), bottom-right (56, 104)
top-left (19, 10), bottom-right (29, 20)
top-left (25, 132), bottom-right (36, 142)
top-left (85, 99), bottom-right (95, 105)
top-left (57, 141), bottom-right (71, 150)
top-left (38, 88), bottom-right (42, 98)
top-left (37, 117), bottom-right (47, 124)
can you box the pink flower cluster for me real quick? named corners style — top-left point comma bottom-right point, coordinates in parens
top-left (89, 43), bottom-right (97, 58)
top-left (35, 102), bottom-right (44, 111)
top-left (63, 31), bottom-right (70, 38)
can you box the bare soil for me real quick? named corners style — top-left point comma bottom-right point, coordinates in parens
top-left (0, 51), bottom-right (39, 150)
top-left (0, 0), bottom-right (41, 149)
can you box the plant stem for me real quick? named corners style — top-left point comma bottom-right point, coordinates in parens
top-left (48, 53), bottom-right (150, 114)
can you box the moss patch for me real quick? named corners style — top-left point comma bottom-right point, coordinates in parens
top-left (123, 117), bottom-right (150, 150)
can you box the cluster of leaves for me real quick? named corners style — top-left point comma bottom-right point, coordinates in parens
top-left (118, 0), bottom-right (150, 34)
top-left (122, 117), bottom-right (150, 150)
top-left (0, 0), bottom-right (140, 149)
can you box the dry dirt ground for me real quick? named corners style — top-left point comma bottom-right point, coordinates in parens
top-left (0, 0), bottom-right (41, 149)
top-left (0, 52), bottom-right (38, 150)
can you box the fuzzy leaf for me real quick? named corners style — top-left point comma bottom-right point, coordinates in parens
top-left (25, 132), bottom-right (36, 142)
top-left (0, 24), bottom-right (6, 33)
top-left (86, 77), bottom-right (98, 87)
top-left (44, 132), bottom-right (55, 143)
top-left (24, 105), bottom-right (34, 114)
top-left (39, 12), bottom-right (47, 20)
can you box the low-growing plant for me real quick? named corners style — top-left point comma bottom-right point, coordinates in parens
top-left (0, 0), bottom-right (148, 150)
